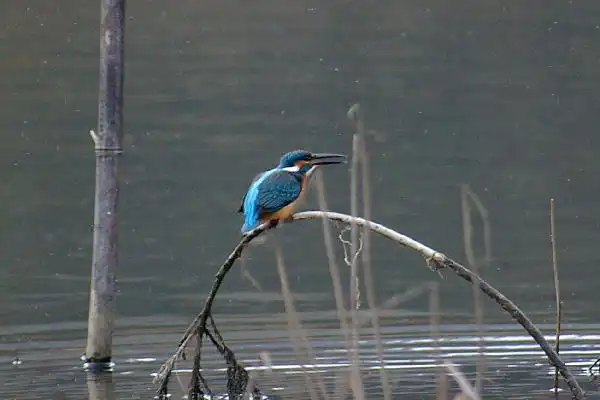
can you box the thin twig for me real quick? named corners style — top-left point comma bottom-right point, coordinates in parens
top-left (209, 314), bottom-right (225, 349)
top-left (338, 226), bottom-right (364, 269)
top-left (154, 210), bottom-right (585, 400)
top-left (550, 198), bottom-right (562, 392)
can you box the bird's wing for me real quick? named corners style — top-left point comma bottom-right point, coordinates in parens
top-left (256, 170), bottom-right (302, 213)
top-left (238, 172), bottom-right (266, 213)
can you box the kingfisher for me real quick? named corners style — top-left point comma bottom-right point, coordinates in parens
top-left (238, 149), bottom-right (347, 233)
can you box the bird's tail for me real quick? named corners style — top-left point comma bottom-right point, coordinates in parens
top-left (241, 208), bottom-right (260, 233)
top-left (241, 219), bottom-right (259, 233)
top-left (240, 184), bottom-right (262, 233)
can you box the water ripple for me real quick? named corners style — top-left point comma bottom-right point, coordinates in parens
top-left (1, 317), bottom-right (598, 399)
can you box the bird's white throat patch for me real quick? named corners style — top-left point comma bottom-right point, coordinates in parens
top-left (282, 166), bottom-right (300, 172)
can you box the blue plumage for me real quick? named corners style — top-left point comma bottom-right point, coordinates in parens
top-left (240, 169), bottom-right (303, 232)
top-left (239, 150), bottom-right (347, 233)
top-left (278, 150), bottom-right (312, 168)
top-left (240, 168), bottom-right (276, 232)
top-left (257, 170), bottom-right (303, 212)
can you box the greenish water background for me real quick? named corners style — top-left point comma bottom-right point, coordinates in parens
top-left (1, 1), bottom-right (600, 398)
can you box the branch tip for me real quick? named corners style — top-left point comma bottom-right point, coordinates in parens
top-left (347, 103), bottom-right (361, 120)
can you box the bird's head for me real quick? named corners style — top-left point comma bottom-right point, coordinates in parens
top-left (278, 149), bottom-right (347, 173)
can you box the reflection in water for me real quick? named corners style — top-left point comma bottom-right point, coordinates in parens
top-left (86, 372), bottom-right (116, 400)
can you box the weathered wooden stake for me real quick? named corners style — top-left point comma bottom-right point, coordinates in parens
top-left (85, 0), bottom-right (126, 369)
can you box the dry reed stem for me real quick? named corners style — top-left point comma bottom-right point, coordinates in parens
top-left (154, 210), bottom-right (585, 399)
top-left (554, 302), bottom-right (563, 394)
top-left (290, 211), bottom-right (584, 399)
top-left (350, 134), bottom-right (361, 311)
top-left (430, 282), bottom-right (448, 400)
top-left (357, 131), bottom-right (392, 400)
top-left (463, 187), bottom-right (492, 265)
top-left (460, 184), bottom-right (488, 395)
top-left (333, 371), bottom-right (349, 398)
top-left (370, 284), bottom-right (431, 317)
top-left (349, 103), bottom-right (391, 399)
top-left (348, 134), bottom-right (364, 399)
top-left (314, 171), bottom-right (366, 400)
top-left (443, 361), bottom-right (481, 400)
top-left (240, 255), bottom-right (264, 292)
top-left (273, 240), bottom-right (329, 400)
top-left (354, 284), bottom-right (432, 330)
top-left (550, 198), bottom-right (562, 392)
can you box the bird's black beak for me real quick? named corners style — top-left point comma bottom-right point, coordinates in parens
top-left (310, 153), bottom-right (347, 165)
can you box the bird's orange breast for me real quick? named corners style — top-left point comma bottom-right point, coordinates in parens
top-left (265, 200), bottom-right (298, 221)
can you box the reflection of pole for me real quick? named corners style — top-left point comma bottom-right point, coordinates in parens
top-left (87, 372), bottom-right (116, 400)
top-left (85, 0), bottom-right (126, 368)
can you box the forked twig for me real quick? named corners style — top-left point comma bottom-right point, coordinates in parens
top-left (153, 227), bottom-right (266, 398)
top-left (338, 227), bottom-right (365, 299)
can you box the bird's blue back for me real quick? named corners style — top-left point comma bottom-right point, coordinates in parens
top-left (241, 168), bottom-right (277, 232)
top-left (241, 167), bottom-right (307, 232)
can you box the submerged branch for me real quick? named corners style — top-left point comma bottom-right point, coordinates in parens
top-left (154, 210), bottom-right (585, 400)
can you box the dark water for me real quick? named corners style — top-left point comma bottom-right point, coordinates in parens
top-left (2, 0), bottom-right (600, 398)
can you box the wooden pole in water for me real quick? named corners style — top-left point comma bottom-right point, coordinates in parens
top-left (85, 0), bottom-right (126, 369)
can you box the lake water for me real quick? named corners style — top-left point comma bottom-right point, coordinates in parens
top-left (2, 0), bottom-right (600, 399)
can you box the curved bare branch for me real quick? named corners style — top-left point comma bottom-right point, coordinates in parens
top-left (154, 210), bottom-right (586, 400)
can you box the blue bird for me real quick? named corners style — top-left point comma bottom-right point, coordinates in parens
top-left (238, 150), bottom-right (347, 233)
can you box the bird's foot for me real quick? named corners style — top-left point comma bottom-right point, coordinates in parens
top-left (267, 219), bottom-right (280, 229)
top-left (265, 216), bottom-right (294, 230)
